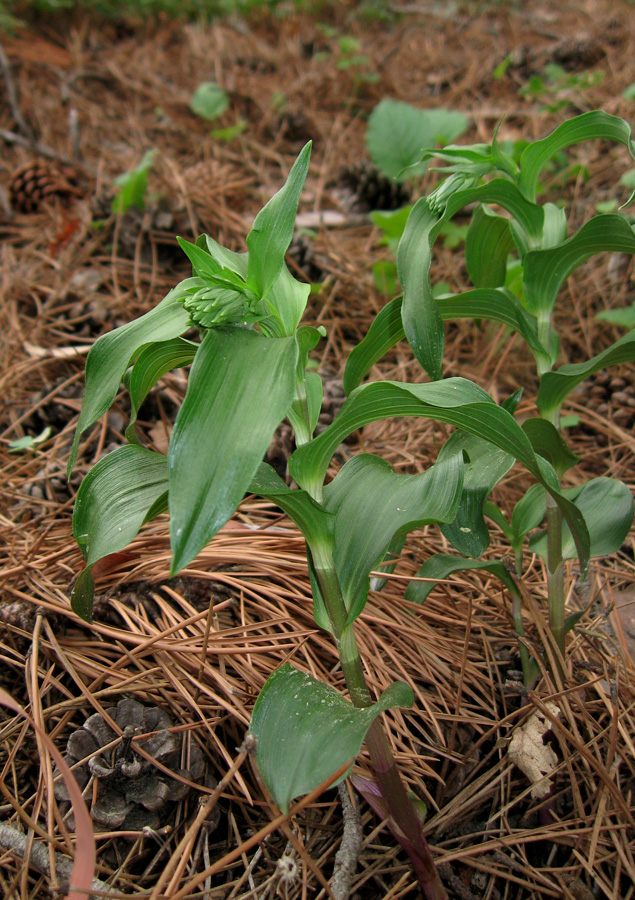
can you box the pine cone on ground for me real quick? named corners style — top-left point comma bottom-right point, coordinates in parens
top-left (55, 697), bottom-right (216, 833)
top-left (576, 369), bottom-right (635, 433)
top-left (337, 161), bottom-right (412, 212)
top-left (8, 159), bottom-right (81, 213)
top-left (286, 233), bottom-right (328, 284)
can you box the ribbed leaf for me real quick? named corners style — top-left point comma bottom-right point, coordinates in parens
top-left (71, 445), bottom-right (169, 620)
top-left (438, 429), bottom-right (515, 557)
top-left (465, 205), bottom-right (514, 288)
top-left (323, 453), bottom-right (464, 624)
top-left (343, 289), bottom-right (546, 394)
top-left (125, 337), bottom-right (198, 441)
top-left (246, 143), bottom-right (311, 314)
top-left (289, 378), bottom-right (591, 573)
top-left (68, 281), bottom-right (195, 473)
top-left (530, 477), bottom-right (634, 561)
top-left (405, 553), bottom-right (520, 605)
top-left (518, 111), bottom-right (635, 202)
top-left (250, 664), bottom-right (413, 813)
top-left (537, 329), bottom-right (635, 416)
top-left (169, 327), bottom-right (297, 573)
top-left (523, 215), bottom-right (635, 318)
top-left (522, 418), bottom-right (579, 475)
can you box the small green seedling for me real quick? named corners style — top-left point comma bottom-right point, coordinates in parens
top-left (347, 111), bottom-right (635, 683)
top-left (189, 81), bottom-right (229, 122)
top-left (9, 425), bottom-right (52, 453)
top-left (111, 149), bottom-right (157, 215)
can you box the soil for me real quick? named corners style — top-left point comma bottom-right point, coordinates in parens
top-left (1, 1), bottom-right (635, 898)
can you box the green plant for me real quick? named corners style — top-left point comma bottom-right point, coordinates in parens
top-left (111, 149), bottom-right (157, 215)
top-left (346, 111), bottom-right (635, 681)
top-left (189, 81), bottom-right (229, 121)
top-left (519, 63), bottom-right (604, 113)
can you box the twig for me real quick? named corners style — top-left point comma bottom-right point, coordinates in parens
top-left (329, 783), bottom-right (363, 900)
top-left (0, 42), bottom-right (33, 140)
top-left (0, 823), bottom-right (111, 900)
top-left (0, 127), bottom-right (79, 168)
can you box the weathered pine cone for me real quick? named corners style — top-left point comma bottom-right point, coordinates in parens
top-left (576, 368), bottom-right (635, 432)
top-left (55, 697), bottom-right (215, 833)
top-left (8, 159), bottom-right (81, 213)
top-left (337, 161), bottom-right (412, 212)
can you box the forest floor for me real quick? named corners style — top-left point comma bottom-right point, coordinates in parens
top-left (1, 1), bottom-right (635, 898)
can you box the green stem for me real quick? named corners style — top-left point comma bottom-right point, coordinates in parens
top-left (546, 493), bottom-right (566, 657)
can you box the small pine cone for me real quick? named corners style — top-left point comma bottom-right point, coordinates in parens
top-left (337, 162), bottom-right (411, 212)
top-left (54, 697), bottom-right (216, 834)
top-left (8, 159), bottom-right (81, 213)
top-left (287, 233), bottom-right (327, 284)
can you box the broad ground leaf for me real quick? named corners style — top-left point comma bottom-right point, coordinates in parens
top-left (523, 215), bottom-right (635, 318)
top-left (169, 327), bottom-right (297, 573)
top-left (125, 338), bottom-right (197, 441)
top-left (68, 281), bottom-right (195, 474)
top-left (518, 111), bottom-right (635, 202)
top-left (367, 99), bottom-right (469, 181)
top-left (530, 477), bottom-right (634, 561)
top-left (322, 453), bottom-right (464, 623)
top-left (537, 330), bottom-right (635, 416)
top-left (246, 143), bottom-right (311, 322)
top-left (250, 664), bottom-right (413, 813)
top-left (189, 81), bottom-right (229, 121)
top-left (71, 445), bottom-right (169, 619)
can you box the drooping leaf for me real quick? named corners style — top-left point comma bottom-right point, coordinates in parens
top-left (322, 453), bottom-right (464, 624)
top-left (523, 215), bottom-right (635, 318)
top-left (190, 81), bottom-right (229, 121)
top-left (68, 281), bottom-right (195, 474)
top-left (537, 329), bottom-right (635, 416)
top-left (596, 303), bottom-right (635, 330)
top-left (404, 553), bottom-right (520, 605)
top-left (249, 664), bottom-right (413, 813)
top-left (343, 295), bottom-right (404, 395)
top-left (125, 338), bottom-right (198, 441)
top-left (71, 445), bottom-right (169, 620)
top-left (367, 99), bottom-right (469, 181)
top-left (518, 111), bottom-right (635, 202)
top-left (288, 378), bottom-right (591, 574)
top-left (438, 429), bottom-right (515, 557)
top-left (465, 205), bottom-right (515, 288)
top-left (246, 143), bottom-right (311, 319)
top-left (169, 328), bottom-right (297, 573)
top-left (511, 483), bottom-right (547, 543)
top-left (521, 418), bottom-right (579, 476)
top-left (530, 477), bottom-right (634, 561)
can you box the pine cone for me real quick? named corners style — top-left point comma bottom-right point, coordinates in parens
top-left (286, 233), bottom-right (328, 284)
top-left (576, 369), bottom-right (635, 432)
top-left (54, 698), bottom-right (216, 833)
top-left (337, 162), bottom-right (412, 212)
top-left (8, 159), bottom-right (81, 213)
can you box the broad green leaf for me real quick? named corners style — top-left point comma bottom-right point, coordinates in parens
top-left (438, 429), bottom-right (514, 557)
top-left (112, 149), bottom-right (157, 215)
top-left (521, 418), bottom-right (579, 476)
top-left (246, 143), bottom-right (311, 317)
top-left (465, 206), bottom-right (514, 288)
top-left (343, 289), bottom-right (546, 394)
top-left (71, 445), bottom-right (169, 620)
top-left (518, 111), bottom-right (635, 202)
top-left (530, 477), bottom-right (634, 560)
top-left (511, 483), bottom-right (547, 542)
top-left (264, 263), bottom-right (312, 338)
top-left (597, 304), bottom-right (635, 330)
top-left (125, 338), bottom-right (198, 442)
top-left (367, 100), bottom-right (468, 182)
top-left (369, 533), bottom-right (407, 593)
top-left (68, 281), bottom-right (195, 474)
top-left (537, 329), bottom-right (635, 416)
top-left (323, 453), bottom-right (464, 623)
top-left (523, 215), bottom-right (635, 318)
top-left (404, 553), bottom-right (520, 605)
top-left (190, 81), bottom-right (229, 121)
top-left (288, 378), bottom-right (590, 573)
top-left (169, 328), bottom-right (297, 573)
top-left (250, 664), bottom-right (413, 813)
top-left (396, 197), bottom-right (445, 379)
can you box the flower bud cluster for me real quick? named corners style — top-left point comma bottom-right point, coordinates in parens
top-left (182, 282), bottom-right (262, 329)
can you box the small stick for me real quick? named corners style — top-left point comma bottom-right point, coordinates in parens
top-left (0, 42), bottom-right (33, 139)
top-left (329, 783), bottom-right (363, 900)
top-left (0, 823), bottom-right (111, 899)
